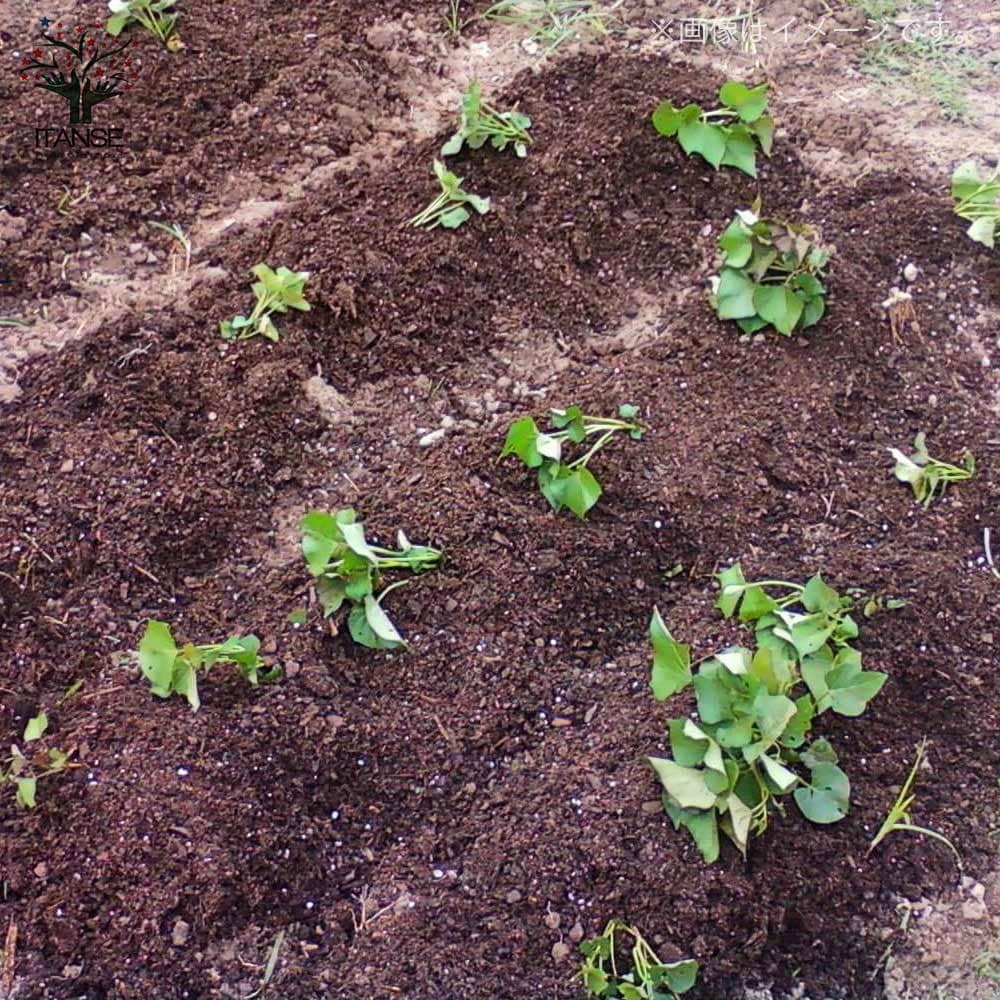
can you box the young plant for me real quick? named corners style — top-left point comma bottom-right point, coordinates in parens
top-left (1, 713), bottom-right (71, 809)
top-left (441, 80), bottom-right (532, 159)
top-left (710, 201), bottom-right (832, 336)
top-left (300, 509), bottom-right (441, 649)
top-left (868, 739), bottom-right (960, 865)
top-left (220, 264), bottom-right (311, 342)
top-left (137, 620), bottom-right (278, 711)
top-left (647, 565), bottom-right (887, 862)
top-left (579, 920), bottom-right (698, 1000)
top-left (150, 220), bottom-right (192, 272)
top-left (951, 160), bottom-right (999, 249)
top-left (652, 81), bottom-right (774, 177)
top-left (500, 404), bottom-right (644, 518)
top-left (444, 0), bottom-right (469, 41)
top-left (889, 432), bottom-right (975, 507)
top-left (407, 160), bottom-right (490, 230)
top-left (107, 0), bottom-right (183, 50)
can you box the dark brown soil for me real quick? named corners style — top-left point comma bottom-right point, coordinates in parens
top-left (2, 6), bottom-right (1000, 1000)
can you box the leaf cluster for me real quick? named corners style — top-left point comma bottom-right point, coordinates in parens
top-left (1, 712), bottom-right (70, 809)
top-left (580, 920), bottom-right (698, 1000)
top-left (648, 565), bottom-right (887, 862)
top-left (710, 203), bottom-right (832, 336)
top-left (221, 264), bottom-right (311, 342)
top-left (137, 620), bottom-right (279, 711)
top-left (442, 80), bottom-right (532, 159)
top-left (500, 404), bottom-right (644, 518)
top-left (408, 160), bottom-right (490, 230)
top-left (652, 81), bottom-right (774, 177)
top-left (300, 509), bottom-right (441, 649)
top-left (107, 0), bottom-right (182, 49)
top-left (889, 432), bottom-right (975, 507)
top-left (952, 160), bottom-right (999, 249)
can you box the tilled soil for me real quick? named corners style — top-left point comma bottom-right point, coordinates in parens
top-left (2, 5), bottom-right (1000, 1000)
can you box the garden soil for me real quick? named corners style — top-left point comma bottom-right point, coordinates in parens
top-left (1, 2), bottom-right (999, 999)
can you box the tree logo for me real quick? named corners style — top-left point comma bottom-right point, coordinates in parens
top-left (16, 19), bottom-right (143, 145)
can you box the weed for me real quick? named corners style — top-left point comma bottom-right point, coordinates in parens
top-left (136, 620), bottom-right (280, 711)
top-left (889, 432), bottom-right (974, 507)
top-left (952, 161), bottom-right (999, 250)
top-left (652, 81), bottom-right (773, 177)
top-left (710, 200), bottom-right (832, 336)
top-left (107, 0), bottom-right (183, 51)
top-left (408, 160), bottom-right (490, 229)
top-left (300, 509), bottom-right (441, 649)
top-left (1, 712), bottom-right (70, 808)
top-left (868, 739), bottom-right (961, 865)
top-left (220, 264), bottom-right (311, 342)
top-left (501, 404), bottom-right (644, 518)
top-left (149, 221), bottom-right (192, 271)
top-left (483, 0), bottom-right (619, 54)
top-left (579, 920), bottom-right (698, 999)
top-left (0, 317), bottom-right (34, 329)
top-left (442, 81), bottom-right (532, 159)
top-left (648, 565), bottom-right (887, 862)
top-left (56, 184), bottom-right (91, 218)
top-left (444, 0), bottom-right (468, 40)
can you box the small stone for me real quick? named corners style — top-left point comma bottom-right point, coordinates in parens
top-left (551, 941), bottom-right (571, 962)
top-left (544, 911), bottom-right (561, 930)
top-left (59, 459), bottom-right (74, 473)
top-left (171, 919), bottom-right (190, 946)
top-left (419, 428), bottom-right (446, 447)
top-left (903, 262), bottom-right (919, 283)
top-left (506, 889), bottom-right (522, 904)
top-left (962, 898), bottom-right (988, 921)
top-left (34, 862), bottom-right (48, 878)
top-left (641, 800), bottom-right (662, 815)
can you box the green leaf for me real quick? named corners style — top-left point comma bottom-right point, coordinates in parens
top-left (173, 661), bottom-right (200, 711)
top-left (967, 217), bottom-right (996, 248)
top-left (668, 718), bottom-right (707, 767)
top-left (715, 269), bottom-right (758, 320)
top-left (722, 792), bottom-right (753, 855)
top-left (802, 574), bottom-right (841, 613)
top-left (801, 738), bottom-right (838, 769)
top-left (750, 114), bottom-right (775, 155)
top-left (500, 417), bottom-right (543, 468)
top-left (753, 284), bottom-right (804, 336)
top-left (441, 132), bottom-right (465, 156)
top-left (648, 757), bottom-right (717, 810)
top-left (793, 762), bottom-right (850, 824)
top-left (718, 81), bottom-right (768, 122)
top-left (715, 563), bottom-right (746, 616)
top-left (139, 620), bottom-right (178, 697)
top-left (15, 777), bottom-right (37, 809)
top-left (719, 220), bottom-right (753, 268)
top-left (751, 690), bottom-right (797, 748)
top-left (440, 206), bottom-right (471, 229)
top-left (720, 125), bottom-right (758, 177)
top-left (558, 468), bottom-right (602, 519)
top-left (658, 959), bottom-right (700, 994)
top-left (650, 609), bottom-right (692, 700)
top-left (760, 753), bottom-right (799, 793)
top-left (106, 10), bottom-right (130, 35)
top-left (24, 713), bottom-right (48, 742)
top-left (300, 511), bottom-right (340, 576)
top-left (663, 796), bottom-right (720, 863)
top-left (825, 652), bottom-right (887, 717)
top-left (693, 672), bottom-right (735, 724)
top-left (739, 585), bottom-right (777, 622)
top-left (340, 521), bottom-right (378, 564)
top-left (951, 160), bottom-right (991, 201)
top-left (363, 595), bottom-right (406, 648)
top-left (678, 120), bottom-right (726, 168)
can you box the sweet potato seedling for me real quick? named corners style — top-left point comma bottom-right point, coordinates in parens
top-left (220, 264), bottom-right (311, 342)
top-left (107, 0), bottom-right (183, 50)
top-left (301, 509), bottom-right (441, 649)
top-left (951, 160), bottom-right (999, 249)
top-left (710, 200), bottom-right (832, 336)
top-left (442, 80), bottom-right (532, 159)
top-left (500, 404), bottom-right (644, 518)
top-left (137, 620), bottom-right (279, 711)
top-left (579, 920), bottom-right (698, 999)
top-left (889, 432), bottom-right (975, 507)
top-left (652, 81), bottom-right (774, 177)
top-left (408, 160), bottom-right (490, 230)
top-left (1, 712), bottom-right (70, 809)
top-left (647, 565), bottom-right (887, 862)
